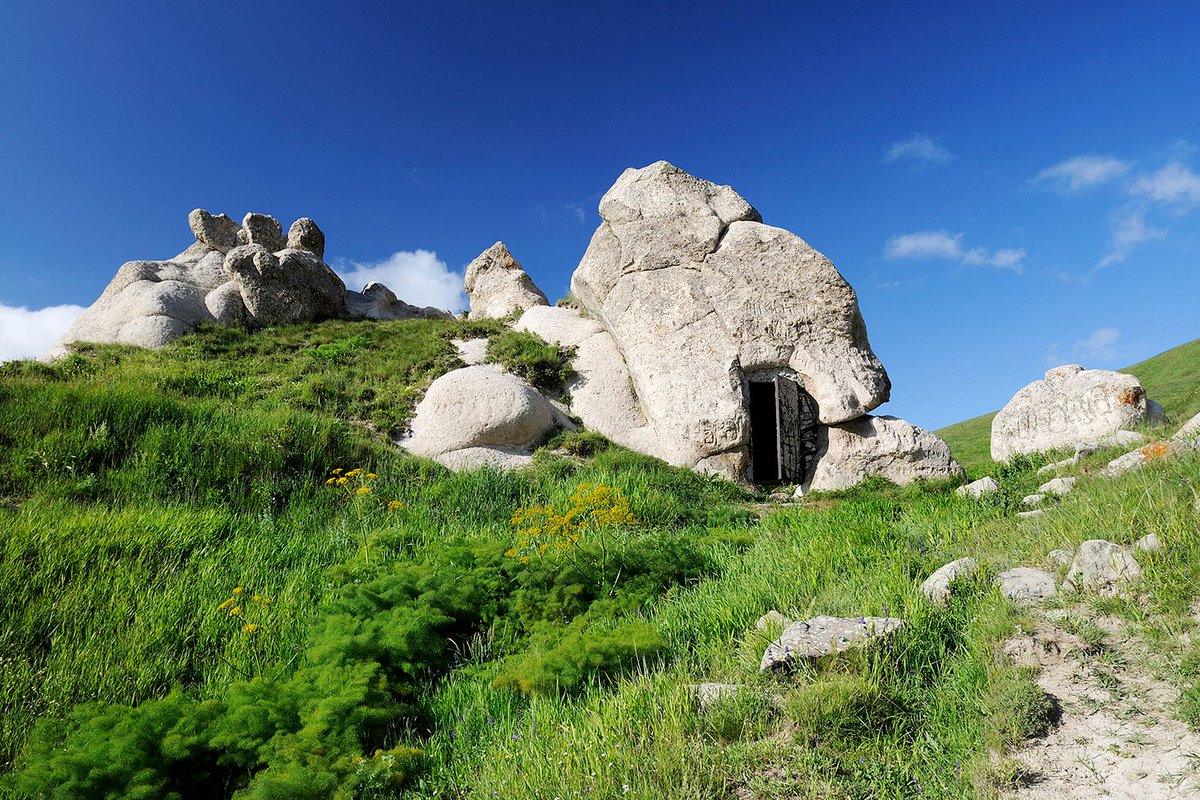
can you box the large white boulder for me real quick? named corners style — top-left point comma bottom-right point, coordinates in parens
top-left (991, 365), bottom-right (1160, 462)
top-left (464, 242), bottom-right (548, 320)
top-left (568, 161), bottom-right (891, 479)
top-left (1063, 539), bottom-right (1142, 595)
top-left (807, 415), bottom-right (965, 491)
top-left (400, 366), bottom-right (561, 469)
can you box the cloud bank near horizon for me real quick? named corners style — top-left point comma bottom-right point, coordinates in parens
top-left (0, 303), bottom-right (85, 362)
top-left (336, 250), bottom-right (467, 312)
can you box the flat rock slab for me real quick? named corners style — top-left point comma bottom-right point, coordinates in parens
top-left (760, 615), bottom-right (903, 672)
top-left (1018, 509), bottom-right (1047, 519)
top-left (996, 567), bottom-right (1057, 604)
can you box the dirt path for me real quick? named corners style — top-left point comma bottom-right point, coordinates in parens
top-left (1003, 615), bottom-right (1200, 799)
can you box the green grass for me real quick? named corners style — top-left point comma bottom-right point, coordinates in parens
top-left (938, 336), bottom-right (1200, 476)
top-left (3, 321), bottom-right (1200, 798)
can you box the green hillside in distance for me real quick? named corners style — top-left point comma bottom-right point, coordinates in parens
top-left (938, 336), bottom-right (1200, 476)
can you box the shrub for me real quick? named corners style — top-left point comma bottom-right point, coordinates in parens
top-left (485, 329), bottom-right (574, 391)
top-left (491, 620), bottom-right (666, 696)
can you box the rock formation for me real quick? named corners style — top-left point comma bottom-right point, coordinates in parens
top-left (464, 242), bottom-right (549, 320)
top-left (51, 210), bottom-right (449, 357)
top-left (807, 416), bottom-right (964, 491)
top-left (991, 365), bottom-right (1164, 462)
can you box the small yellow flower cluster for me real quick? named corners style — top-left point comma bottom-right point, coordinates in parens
top-left (323, 467), bottom-right (405, 513)
top-left (505, 482), bottom-right (636, 563)
top-left (217, 586), bottom-right (272, 634)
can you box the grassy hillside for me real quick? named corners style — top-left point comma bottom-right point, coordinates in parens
top-left (3, 321), bottom-right (1200, 799)
top-left (938, 336), bottom-right (1200, 476)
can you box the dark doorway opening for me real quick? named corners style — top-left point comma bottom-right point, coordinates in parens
top-left (749, 382), bottom-right (779, 482)
top-left (748, 376), bottom-right (821, 485)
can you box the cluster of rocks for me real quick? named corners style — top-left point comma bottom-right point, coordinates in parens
top-left (50, 210), bottom-right (448, 359)
top-left (922, 533), bottom-right (1159, 609)
top-left (408, 161), bottom-right (964, 487)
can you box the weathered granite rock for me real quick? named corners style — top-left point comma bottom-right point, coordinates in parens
top-left (807, 416), bottom-right (964, 491)
top-left (286, 217), bottom-right (326, 258)
top-left (991, 365), bottom-right (1159, 462)
top-left (956, 476), bottom-right (999, 498)
top-left (345, 281), bottom-right (452, 321)
top-left (1018, 509), bottom-right (1046, 519)
top-left (465, 242), bottom-right (549, 320)
top-left (225, 245), bottom-right (346, 326)
top-left (400, 366), bottom-right (560, 469)
top-left (760, 615), bottom-right (903, 672)
top-left (237, 213), bottom-right (285, 252)
top-left (569, 161), bottom-right (892, 479)
top-left (188, 209), bottom-right (240, 252)
top-left (996, 567), bottom-right (1057, 603)
top-left (1023, 494), bottom-right (1045, 507)
top-left (1063, 539), bottom-right (1142, 595)
top-left (514, 305), bottom-right (659, 456)
top-left (1038, 477), bottom-right (1077, 496)
top-left (921, 557), bottom-right (979, 605)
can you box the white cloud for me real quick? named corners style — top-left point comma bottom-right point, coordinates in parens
top-left (1034, 154), bottom-right (1131, 192)
top-left (336, 250), bottom-right (467, 312)
top-left (882, 134), bottom-right (954, 166)
top-left (0, 303), bottom-right (85, 362)
top-left (565, 203), bottom-right (586, 223)
top-left (1130, 162), bottom-right (1200, 206)
top-left (1098, 210), bottom-right (1166, 268)
top-left (1071, 327), bottom-right (1121, 363)
top-left (885, 230), bottom-right (1025, 273)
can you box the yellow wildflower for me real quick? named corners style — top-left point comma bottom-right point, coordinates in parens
top-left (332, 468), bottom-right (343, 475)
top-left (346, 468), bottom-right (364, 478)
top-left (336, 477), bottom-right (349, 486)
top-left (387, 500), bottom-right (404, 512)
top-left (355, 486), bottom-right (372, 496)
top-left (217, 598), bottom-right (234, 611)
top-left (228, 606), bottom-right (242, 617)
top-left (366, 472), bottom-right (379, 480)
top-left (325, 477), bottom-right (336, 485)
top-left (243, 623), bottom-right (260, 634)
top-left (232, 586), bottom-right (244, 595)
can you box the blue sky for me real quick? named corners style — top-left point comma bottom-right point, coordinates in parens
top-left (1, 1), bottom-right (1198, 429)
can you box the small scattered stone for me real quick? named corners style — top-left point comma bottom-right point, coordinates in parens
top-left (1018, 509), bottom-right (1046, 519)
top-left (755, 610), bottom-right (793, 632)
top-left (1047, 549), bottom-right (1074, 568)
top-left (768, 492), bottom-right (791, 502)
top-left (996, 567), bottom-right (1057, 604)
top-left (1064, 539), bottom-right (1142, 596)
top-left (1038, 458), bottom-right (1075, 475)
top-left (452, 338), bottom-right (488, 366)
top-left (1038, 477), bottom-right (1077, 496)
top-left (693, 683), bottom-right (741, 709)
top-left (760, 615), bottom-right (904, 672)
top-left (956, 477), bottom-right (999, 499)
top-left (1023, 494), bottom-right (1045, 507)
top-left (1135, 533), bottom-right (1162, 554)
top-left (920, 557), bottom-right (979, 606)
